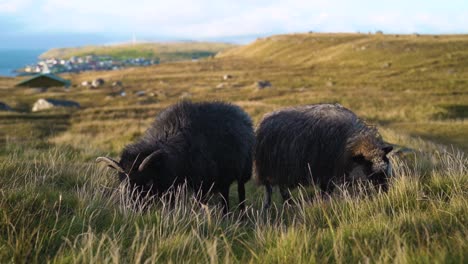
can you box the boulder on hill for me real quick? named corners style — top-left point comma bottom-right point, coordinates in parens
top-left (0, 102), bottom-right (12, 111)
top-left (32, 98), bottom-right (80, 112)
top-left (112, 81), bottom-right (123, 87)
top-left (326, 80), bottom-right (336, 87)
top-left (135, 91), bottom-right (146, 97)
top-left (256, 80), bottom-right (272, 89)
top-left (382, 62), bottom-right (392, 68)
top-left (91, 78), bottom-right (105, 88)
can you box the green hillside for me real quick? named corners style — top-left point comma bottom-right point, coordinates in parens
top-left (40, 42), bottom-right (236, 61)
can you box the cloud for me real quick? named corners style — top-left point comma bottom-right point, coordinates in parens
top-left (1, 0), bottom-right (467, 39)
top-left (18, 0), bottom-right (348, 36)
top-left (0, 0), bottom-right (32, 13)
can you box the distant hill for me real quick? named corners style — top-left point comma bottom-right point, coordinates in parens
top-left (218, 33), bottom-right (468, 68)
top-left (40, 42), bottom-right (237, 62)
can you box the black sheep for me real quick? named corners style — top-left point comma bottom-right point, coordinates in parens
top-left (255, 103), bottom-right (393, 208)
top-left (97, 101), bottom-right (255, 213)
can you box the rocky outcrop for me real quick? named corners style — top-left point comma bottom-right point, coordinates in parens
top-left (32, 98), bottom-right (80, 112)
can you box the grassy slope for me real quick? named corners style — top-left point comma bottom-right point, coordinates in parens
top-left (40, 42), bottom-right (236, 61)
top-left (219, 33), bottom-right (468, 151)
top-left (0, 33), bottom-right (467, 263)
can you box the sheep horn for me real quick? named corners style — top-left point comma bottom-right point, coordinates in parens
top-left (386, 161), bottom-right (393, 177)
top-left (382, 145), bottom-right (393, 155)
top-left (96, 157), bottom-right (125, 173)
top-left (138, 150), bottom-right (164, 172)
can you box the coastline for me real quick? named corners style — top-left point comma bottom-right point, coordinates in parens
top-left (0, 49), bottom-right (45, 77)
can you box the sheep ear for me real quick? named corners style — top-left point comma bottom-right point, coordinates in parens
top-left (382, 145), bottom-right (393, 154)
top-left (138, 150), bottom-right (165, 172)
top-left (96, 157), bottom-right (125, 173)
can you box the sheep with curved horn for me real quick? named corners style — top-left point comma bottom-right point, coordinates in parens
top-left (96, 101), bottom-right (255, 214)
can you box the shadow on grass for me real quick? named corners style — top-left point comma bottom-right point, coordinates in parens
top-left (0, 110), bottom-right (74, 153)
top-left (433, 104), bottom-right (468, 120)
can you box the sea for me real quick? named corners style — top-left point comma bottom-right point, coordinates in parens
top-left (0, 49), bottom-right (45, 77)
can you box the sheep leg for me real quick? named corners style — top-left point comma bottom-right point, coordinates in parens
top-left (319, 182), bottom-right (334, 201)
top-left (220, 186), bottom-right (230, 214)
top-left (263, 183), bottom-right (273, 209)
top-left (238, 182), bottom-right (246, 211)
top-left (279, 187), bottom-right (292, 205)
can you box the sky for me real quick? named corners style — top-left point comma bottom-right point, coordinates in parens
top-left (0, 0), bottom-right (467, 49)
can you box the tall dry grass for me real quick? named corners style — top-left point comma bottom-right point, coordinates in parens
top-left (0, 139), bottom-right (466, 263)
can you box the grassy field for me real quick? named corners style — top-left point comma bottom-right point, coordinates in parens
top-left (40, 42), bottom-right (236, 62)
top-left (0, 33), bottom-right (467, 263)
